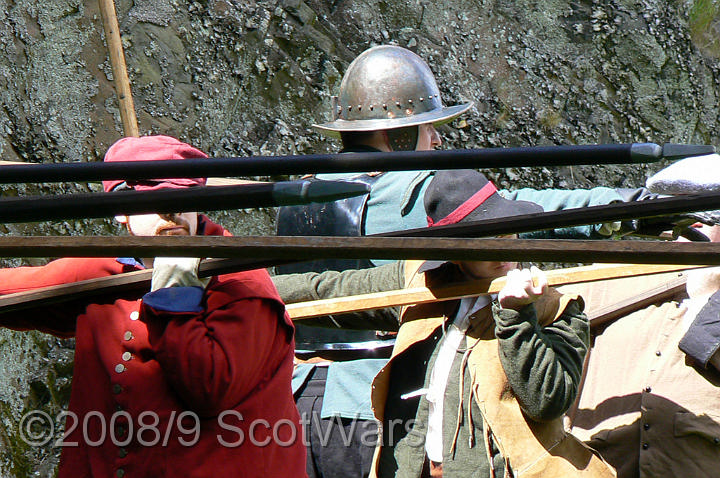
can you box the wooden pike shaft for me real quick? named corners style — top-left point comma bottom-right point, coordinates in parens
top-left (0, 259), bottom-right (699, 318)
top-left (98, 0), bottom-right (139, 137)
top-left (0, 236), bottom-right (718, 265)
top-left (0, 257), bottom-right (279, 315)
top-left (286, 263), bottom-right (699, 319)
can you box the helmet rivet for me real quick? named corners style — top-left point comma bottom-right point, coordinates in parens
top-left (369, 105), bottom-right (374, 111)
top-left (348, 105), bottom-right (352, 111)
top-left (382, 104), bottom-right (387, 110)
top-left (357, 104), bottom-right (362, 111)
top-left (396, 102), bottom-right (401, 108)
top-left (408, 99), bottom-right (413, 104)
top-left (419, 97), bottom-right (424, 102)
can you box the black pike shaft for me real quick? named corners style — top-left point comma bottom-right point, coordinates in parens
top-left (0, 143), bottom-right (704, 184)
top-left (0, 179), bottom-right (369, 223)
top-left (380, 191), bottom-right (720, 238)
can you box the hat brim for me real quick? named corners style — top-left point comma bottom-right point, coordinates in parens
top-left (131, 181), bottom-right (205, 192)
top-left (312, 102), bottom-right (473, 139)
top-left (463, 193), bottom-right (544, 224)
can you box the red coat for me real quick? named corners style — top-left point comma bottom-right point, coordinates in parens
top-left (0, 217), bottom-right (306, 478)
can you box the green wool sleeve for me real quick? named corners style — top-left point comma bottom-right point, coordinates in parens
top-left (271, 261), bottom-right (405, 331)
top-left (493, 299), bottom-right (589, 421)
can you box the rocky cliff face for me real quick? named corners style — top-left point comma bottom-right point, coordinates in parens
top-left (0, 0), bottom-right (719, 474)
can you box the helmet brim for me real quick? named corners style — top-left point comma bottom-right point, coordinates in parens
top-left (312, 102), bottom-right (473, 139)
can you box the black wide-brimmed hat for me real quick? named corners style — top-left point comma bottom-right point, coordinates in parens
top-left (424, 169), bottom-right (543, 226)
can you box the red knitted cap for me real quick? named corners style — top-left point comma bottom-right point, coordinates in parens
top-left (102, 135), bottom-right (208, 192)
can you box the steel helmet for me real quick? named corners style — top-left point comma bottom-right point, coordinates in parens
top-left (313, 45), bottom-right (472, 138)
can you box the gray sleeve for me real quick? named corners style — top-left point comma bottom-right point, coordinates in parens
top-left (679, 290), bottom-right (720, 368)
top-left (271, 261), bottom-right (405, 331)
